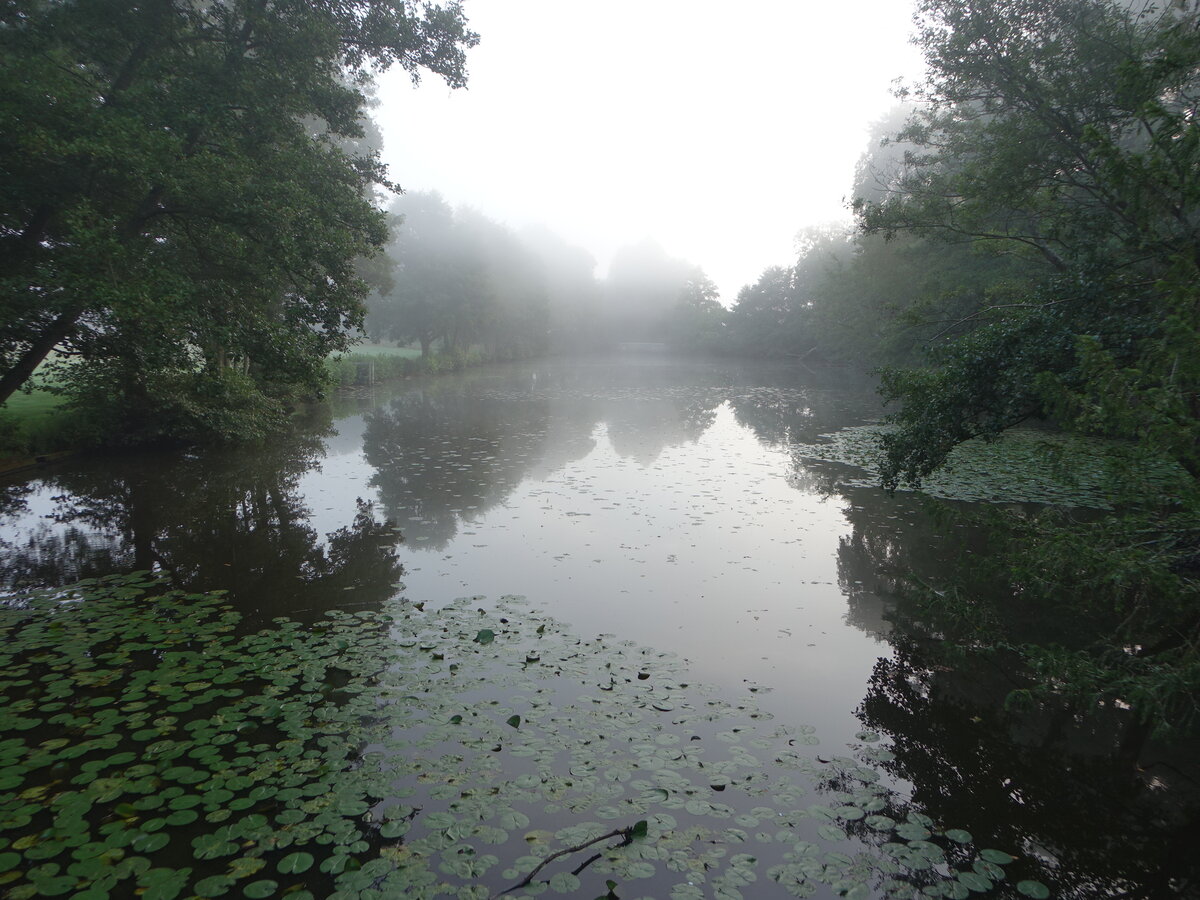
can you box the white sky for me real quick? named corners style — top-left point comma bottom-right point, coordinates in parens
top-left (376, 0), bottom-right (926, 302)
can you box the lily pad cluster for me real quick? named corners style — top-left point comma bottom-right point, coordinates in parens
top-left (0, 575), bottom-right (1048, 898)
top-left (793, 425), bottom-right (1183, 507)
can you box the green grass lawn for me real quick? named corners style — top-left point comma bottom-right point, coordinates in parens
top-left (339, 343), bottom-right (422, 359)
top-left (4, 388), bottom-right (65, 417)
top-left (0, 387), bottom-right (71, 457)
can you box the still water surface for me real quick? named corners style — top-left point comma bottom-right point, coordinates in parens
top-left (1, 356), bottom-right (1192, 897)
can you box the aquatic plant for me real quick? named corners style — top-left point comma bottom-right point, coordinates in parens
top-left (793, 424), bottom-right (1183, 508)
top-left (0, 575), bottom-right (1045, 898)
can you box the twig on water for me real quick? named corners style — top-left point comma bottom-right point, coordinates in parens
top-left (571, 852), bottom-right (602, 877)
top-left (490, 822), bottom-right (641, 899)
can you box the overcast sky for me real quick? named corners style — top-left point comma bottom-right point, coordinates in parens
top-left (376, 0), bottom-right (925, 302)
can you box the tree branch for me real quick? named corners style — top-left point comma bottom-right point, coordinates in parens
top-left (489, 824), bottom-right (639, 899)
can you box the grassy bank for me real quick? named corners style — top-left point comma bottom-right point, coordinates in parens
top-left (324, 344), bottom-right (486, 387)
top-left (0, 345), bottom-right (499, 465)
top-left (0, 387), bottom-right (76, 466)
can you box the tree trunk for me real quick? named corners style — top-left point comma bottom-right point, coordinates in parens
top-left (0, 306), bottom-right (85, 406)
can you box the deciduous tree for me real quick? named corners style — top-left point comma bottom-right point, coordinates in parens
top-left (856, 0), bottom-right (1200, 743)
top-left (0, 0), bottom-right (476, 440)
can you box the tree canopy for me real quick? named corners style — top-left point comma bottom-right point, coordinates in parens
top-left (853, 0), bottom-right (1200, 743)
top-left (366, 192), bottom-right (550, 362)
top-left (0, 0), bottom-right (476, 441)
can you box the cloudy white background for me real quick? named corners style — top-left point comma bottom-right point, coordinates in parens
top-left (377, 1), bottom-right (925, 300)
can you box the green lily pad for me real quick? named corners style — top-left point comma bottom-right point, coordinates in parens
top-left (979, 849), bottom-right (1015, 865)
top-left (276, 852), bottom-right (314, 875)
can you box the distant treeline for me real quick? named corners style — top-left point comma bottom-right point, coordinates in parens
top-left (361, 191), bottom-right (725, 362)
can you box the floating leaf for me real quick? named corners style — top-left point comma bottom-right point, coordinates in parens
top-left (957, 871), bottom-right (992, 892)
top-left (549, 871), bottom-right (581, 893)
top-left (277, 852), bottom-right (314, 874)
top-left (193, 875), bottom-right (233, 897)
top-left (979, 849), bottom-right (1015, 865)
top-left (0, 575), bottom-right (998, 900)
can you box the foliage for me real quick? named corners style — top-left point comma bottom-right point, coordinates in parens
top-left (862, 0), bottom-right (1200, 480)
top-left (664, 272), bottom-right (726, 353)
top-left (519, 225), bottom-right (602, 354)
top-left (0, 0), bottom-right (477, 443)
top-left (367, 207), bottom-right (724, 358)
top-left (723, 112), bottom-right (1032, 368)
top-left (726, 265), bottom-right (805, 357)
top-left (598, 240), bottom-right (711, 347)
top-left (367, 193), bottom-right (549, 361)
top-left (0, 574), bottom-right (1040, 899)
top-left (846, 0), bottom-right (1200, 741)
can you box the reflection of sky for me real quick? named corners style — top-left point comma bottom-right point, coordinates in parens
top-left (300, 390), bottom-right (892, 748)
top-left (0, 361), bottom-right (896, 751)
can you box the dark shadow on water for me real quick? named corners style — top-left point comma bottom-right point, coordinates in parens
top-left (0, 418), bottom-right (402, 627)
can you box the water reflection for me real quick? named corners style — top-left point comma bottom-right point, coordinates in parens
top-left (856, 641), bottom-right (1197, 899)
top-left (362, 360), bottom-right (881, 553)
top-left (0, 422), bottom-right (402, 624)
top-left (0, 357), bottom-right (1194, 896)
top-left (362, 382), bottom-right (592, 549)
top-left (809, 472), bottom-right (1200, 897)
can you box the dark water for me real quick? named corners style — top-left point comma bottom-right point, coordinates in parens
top-left (1, 356), bottom-right (1195, 897)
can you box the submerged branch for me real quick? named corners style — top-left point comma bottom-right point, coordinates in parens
top-left (490, 823), bottom-right (640, 899)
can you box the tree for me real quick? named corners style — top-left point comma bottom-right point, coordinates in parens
top-left (368, 192), bottom-right (463, 357)
top-left (854, 0), bottom-right (1200, 743)
top-left (859, 0), bottom-right (1200, 483)
top-left (367, 196), bottom-right (550, 360)
top-left (0, 0), bottom-right (477, 440)
top-left (601, 239), bottom-right (696, 344)
top-left (727, 266), bottom-right (800, 357)
top-left (519, 224), bottom-right (600, 353)
top-left (665, 270), bottom-right (725, 352)
top-left (456, 208), bottom-right (549, 360)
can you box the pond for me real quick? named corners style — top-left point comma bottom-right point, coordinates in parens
top-left (0, 356), bottom-right (1193, 899)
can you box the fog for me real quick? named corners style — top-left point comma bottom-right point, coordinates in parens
top-left (374, 0), bottom-right (926, 302)
top-left (362, 1), bottom-right (932, 358)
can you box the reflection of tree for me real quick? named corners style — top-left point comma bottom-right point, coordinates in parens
top-left (814, 471), bottom-right (1200, 897)
top-left (604, 396), bottom-right (718, 465)
top-left (726, 367), bottom-right (881, 448)
top-left (832, 486), bottom-right (985, 638)
top-left (545, 359), bottom-right (731, 465)
top-left (361, 364), bottom-right (735, 547)
top-left (0, 482), bottom-right (32, 519)
top-left (362, 378), bottom-right (592, 550)
top-left (858, 641), bottom-right (1200, 899)
top-left (0, 423), bottom-right (402, 625)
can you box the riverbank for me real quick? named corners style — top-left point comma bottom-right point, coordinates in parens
top-left (0, 345), bottom-right (517, 468)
